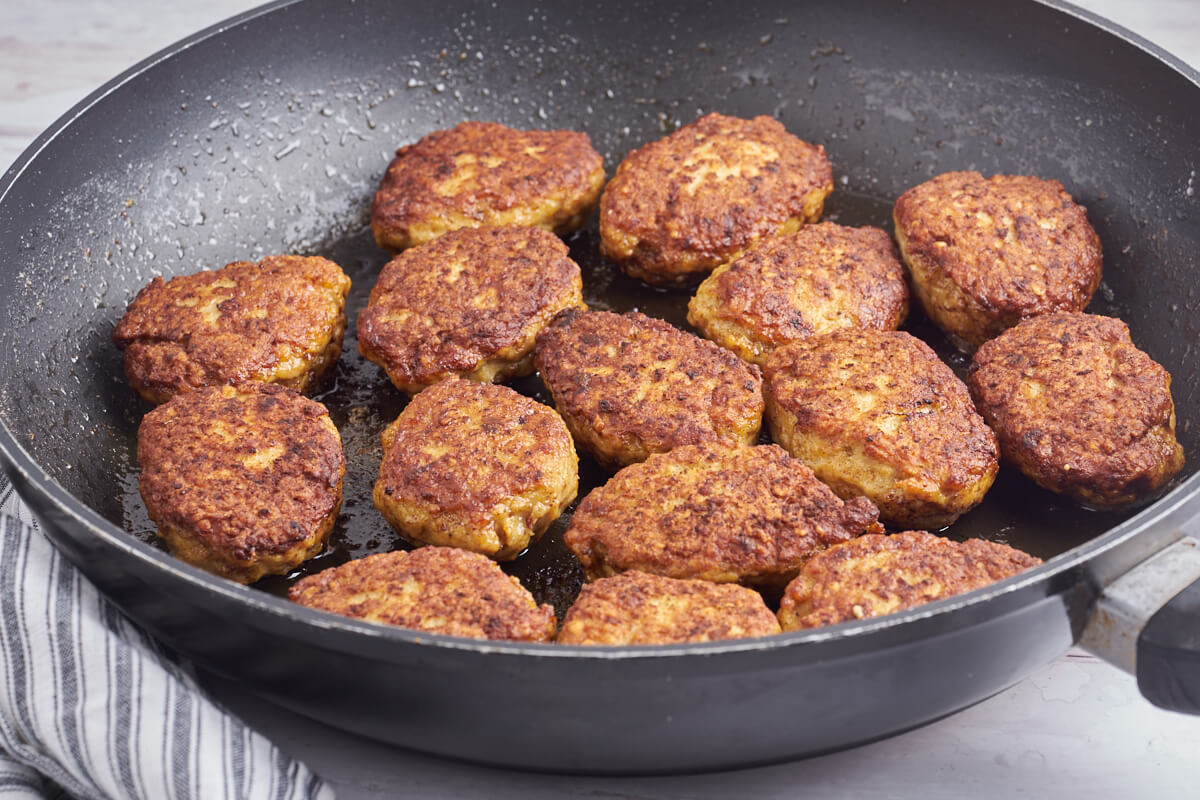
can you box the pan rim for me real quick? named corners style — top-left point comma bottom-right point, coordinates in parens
top-left (1048, 0), bottom-right (1200, 86)
top-left (1, 0), bottom-right (1199, 662)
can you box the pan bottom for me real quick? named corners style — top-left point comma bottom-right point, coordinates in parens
top-left (117, 191), bottom-right (1139, 617)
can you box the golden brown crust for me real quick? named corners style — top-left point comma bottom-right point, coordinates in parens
top-left (289, 547), bottom-right (557, 641)
top-left (688, 222), bottom-right (909, 365)
top-left (374, 377), bottom-right (578, 560)
top-left (112, 255), bottom-right (351, 404)
top-left (968, 312), bottom-right (1185, 507)
top-left (564, 442), bottom-right (882, 590)
top-left (533, 309), bottom-right (763, 469)
top-left (599, 113), bottom-right (834, 286)
top-left (556, 570), bottom-right (781, 645)
top-left (778, 531), bottom-right (1042, 630)
top-left (137, 384), bottom-right (345, 584)
top-left (357, 226), bottom-right (585, 394)
top-left (370, 121), bottom-right (605, 250)
top-left (893, 171), bottom-right (1102, 350)
top-left (764, 330), bottom-right (998, 529)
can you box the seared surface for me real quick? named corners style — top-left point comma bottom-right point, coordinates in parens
top-left (688, 222), bottom-right (909, 365)
top-left (893, 171), bottom-right (1102, 350)
top-left (557, 570), bottom-right (781, 645)
top-left (374, 377), bottom-right (578, 560)
top-left (764, 329), bottom-right (998, 529)
top-left (358, 225), bottom-right (584, 394)
top-left (565, 442), bottom-right (881, 590)
top-left (137, 384), bottom-right (345, 584)
top-left (778, 530), bottom-right (1042, 630)
top-left (370, 121), bottom-right (604, 250)
top-left (968, 312), bottom-right (1185, 507)
top-left (534, 308), bottom-right (763, 469)
top-left (599, 113), bottom-right (833, 285)
top-left (113, 255), bottom-right (351, 404)
top-left (289, 547), bottom-right (557, 642)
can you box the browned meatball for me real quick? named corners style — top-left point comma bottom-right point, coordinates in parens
top-left (371, 121), bottom-right (605, 251)
top-left (357, 225), bottom-right (585, 394)
top-left (599, 113), bottom-right (834, 286)
top-left (778, 531), bottom-right (1042, 630)
top-left (533, 309), bottom-right (763, 469)
top-left (557, 570), bottom-right (781, 646)
top-left (763, 329), bottom-right (999, 529)
top-left (137, 384), bottom-right (345, 584)
top-left (893, 171), bottom-right (1102, 350)
top-left (113, 255), bottom-right (351, 404)
top-left (564, 442), bottom-right (881, 591)
top-left (688, 222), bottom-right (909, 365)
top-left (968, 312), bottom-right (1185, 507)
top-left (374, 377), bottom-right (578, 561)
top-left (289, 547), bottom-right (557, 642)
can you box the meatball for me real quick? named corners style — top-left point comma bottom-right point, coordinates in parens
top-left (688, 222), bottom-right (909, 365)
top-left (137, 384), bottom-right (344, 583)
top-left (557, 570), bottom-right (781, 646)
top-left (778, 530), bottom-right (1042, 630)
top-left (564, 442), bottom-right (881, 591)
top-left (763, 329), bottom-right (998, 529)
top-left (358, 225), bottom-right (585, 394)
top-left (371, 121), bottom-right (605, 251)
top-left (599, 112), bottom-right (833, 285)
top-left (534, 309), bottom-right (763, 469)
top-left (893, 170), bottom-right (1102, 351)
top-left (968, 312), bottom-right (1185, 507)
top-left (290, 547), bottom-right (557, 642)
top-left (113, 255), bottom-right (351, 404)
top-left (374, 377), bottom-right (578, 561)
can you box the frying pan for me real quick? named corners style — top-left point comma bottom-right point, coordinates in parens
top-left (2, 0), bottom-right (1199, 774)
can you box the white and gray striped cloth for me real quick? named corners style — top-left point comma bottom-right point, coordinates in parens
top-left (0, 475), bottom-right (335, 800)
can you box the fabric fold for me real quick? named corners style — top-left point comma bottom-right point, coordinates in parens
top-left (0, 477), bottom-right (334, 800)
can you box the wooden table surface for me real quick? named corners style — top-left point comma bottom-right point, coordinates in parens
top-left (2, 1), bottom-right (1199, 798)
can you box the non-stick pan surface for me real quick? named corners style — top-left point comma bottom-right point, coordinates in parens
top-left (1, 0), bottom-right (1199, 773)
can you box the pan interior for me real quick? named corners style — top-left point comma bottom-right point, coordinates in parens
top-left (1, 0), bottom-right (1197, 617)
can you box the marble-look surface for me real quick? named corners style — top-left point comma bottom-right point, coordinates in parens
top-left (2, 1), bottom-right (1199, 798)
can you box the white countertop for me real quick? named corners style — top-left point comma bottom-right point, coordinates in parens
top-left (3, 1), bottom-right (1199, 797)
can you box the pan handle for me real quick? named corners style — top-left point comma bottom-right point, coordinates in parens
top-left (1079, 536), bottom-right (1200, 714)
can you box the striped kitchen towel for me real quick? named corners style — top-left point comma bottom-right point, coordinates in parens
top-left (0, 476), bottom-right (335, 800)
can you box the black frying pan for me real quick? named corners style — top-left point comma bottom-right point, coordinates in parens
top-left (2, 0), bottom-right (1199, 774)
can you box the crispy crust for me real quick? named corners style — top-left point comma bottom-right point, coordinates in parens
top-left (357, 225), bottom-right (585, 394)
top-left (557, 570), bottom-right (781, 645)
top-left (289, 547), bottom-right (557, 641)
top-left (599, 113), bottom-right (834, 286)
top-left (370, 121), bottom-right (605, 250)
top-left (688, 222), bottom-right (909, 365)
top-left (778, 531), bottom-right (1042, 630)
top-left (374, 377), bottom-right (578, 560)
top-left (764, 329), bottom-right (998, 529)
top-left (968, 312), bottom-right (1185, 507)
top-left (893, 171), bottom-right (1102, 350)
top-left (564, 442), bottom-right (882, 590)
top-left (113, 255), bottom-right (351, 404)
top-left (137, 384), bottom-right (345, 584)
top-left (533, 309), bottom-right (763, 469)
